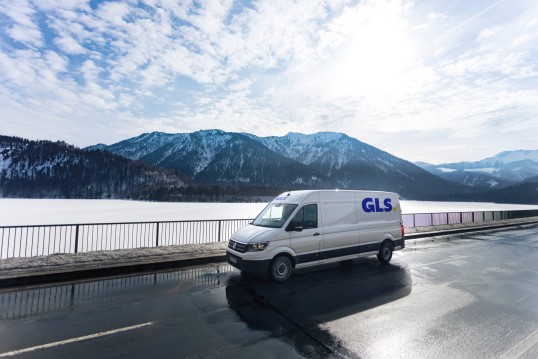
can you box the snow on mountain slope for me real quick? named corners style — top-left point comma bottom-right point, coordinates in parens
top-left (92, 129), bottom-right (466, 198)
top-left (104, 130), bottom-right (233, 177)
top-left (249, 132), bottom-right (346, 165)
top-left (248, 131), bottom-right (410, 177)
top-left (481, 150), bottom-right (538, 165)
top-left (416, 149), bottom-right (538, 187)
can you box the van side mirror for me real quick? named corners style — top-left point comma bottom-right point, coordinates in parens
top-left (286, 220), bottom-right (303, 232)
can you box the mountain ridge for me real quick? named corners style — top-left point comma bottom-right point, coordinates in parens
top-left (415, 150), bottom-right (538, 189)
top-left (90, 129), bottom-right (474, 199)
top-left (1, 131), bottom-right (537, 203)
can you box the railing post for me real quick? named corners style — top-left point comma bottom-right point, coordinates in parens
top-left (74, 225), bottom-right (79, 254)
top-left (460, 212), bottom-right (463, 224)
top-left (218, 220), bottom-right (222, 242)
top-left (155, 223), bottom-right (160, 247)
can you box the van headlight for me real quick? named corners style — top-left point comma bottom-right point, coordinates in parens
top-left (247, 242), bottom-right (269, 252)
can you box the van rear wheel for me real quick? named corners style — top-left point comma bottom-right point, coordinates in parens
top-left (377, 241), bottom-right (393, 263)
top-left (270, 255), bottom-right (293, 282)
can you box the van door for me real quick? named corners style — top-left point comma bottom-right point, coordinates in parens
top-left (319, 201), bottom-right (361, 261)
top-left (288, 204), bottom-right (323, 266)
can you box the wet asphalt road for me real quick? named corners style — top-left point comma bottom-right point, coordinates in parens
top-left (0, 225), bottom-right (538, 359)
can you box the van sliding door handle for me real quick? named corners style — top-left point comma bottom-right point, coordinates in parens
top-left (313, 232), bottom-right (321, 236)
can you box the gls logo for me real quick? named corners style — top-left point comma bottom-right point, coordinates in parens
top-left (361, 198), bottom-right (394, 213)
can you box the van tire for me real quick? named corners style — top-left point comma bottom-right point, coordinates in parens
top-left (269, 255), bottom-right (293, 282)
top-left (377, 241), bottom-right (393, 263)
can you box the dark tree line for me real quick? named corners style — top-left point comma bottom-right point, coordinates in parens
top-left (0, 135), bottom-right (187, 199)
top-left (0, 135), bottom-right (283, 201)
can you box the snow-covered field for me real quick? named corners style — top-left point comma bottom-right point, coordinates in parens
top-left (1, 199), bottom-right (537, 226)
top-left (1, 198), bottom-right (537, 259)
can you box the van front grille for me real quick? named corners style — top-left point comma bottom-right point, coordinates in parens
top-left (228, 239), bottom-right (247, 253)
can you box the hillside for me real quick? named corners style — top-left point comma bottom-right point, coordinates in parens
top-left (0, 136), bottom-right (187, 199)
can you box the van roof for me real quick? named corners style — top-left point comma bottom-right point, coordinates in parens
top-left (274, 190), bottom-right (399, 204)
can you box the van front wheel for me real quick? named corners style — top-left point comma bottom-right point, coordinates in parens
top-left (377, 241), bottom-right (393, 263)
top-left (270, 255), bottom-right (293, 282)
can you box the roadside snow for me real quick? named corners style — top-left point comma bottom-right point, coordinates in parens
top-left (0, 242), bottom-right (227, 276)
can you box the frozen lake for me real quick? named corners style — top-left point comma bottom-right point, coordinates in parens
top-left (1, 199), bottom-right (537, 226)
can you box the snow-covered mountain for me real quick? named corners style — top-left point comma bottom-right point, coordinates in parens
top-left (3, 132), bottom-right (536, 203)
top-left (0, 135), bottom-right (187, 199)
top-left (99, 130), bottom-right (324, 188)
top-left (91, 129), bottom-right (469, 199)
top-left (250, 132), bottom-right (414, 177)
top-left (416, 150), bottom-right (538, 188)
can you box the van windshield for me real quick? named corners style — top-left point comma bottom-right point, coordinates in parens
top-left (252, 203), bottom-right (298, 228)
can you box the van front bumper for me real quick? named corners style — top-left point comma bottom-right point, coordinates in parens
top-left (227, 252), bottom-right (271, 274)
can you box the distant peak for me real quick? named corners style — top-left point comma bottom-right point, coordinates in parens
top-left (285, 131), bottom-right (344, 137)
top-left (194, 129), bottom-right (226, 135)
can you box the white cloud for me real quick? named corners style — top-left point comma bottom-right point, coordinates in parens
top-left (477, 25), bottom-right (502, 41)
top-left (54, 34), bottom-right (87, 54)
top-left (0, 0), bottom-right (43, 47)
top-left (80, 60), bottom-right (99, 83)
top-left (96, 2), bottom-right (130, 27)
top-left (0, 0), bottom-right (537, 163)
top-left (44, 50), bottom-right (68, 73)
top-left (413, 12), bottom-right (447, 32)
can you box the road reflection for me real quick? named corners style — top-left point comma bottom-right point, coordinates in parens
top-left (225, 258), bottom-right (412, 357)
top-left (0, 264), bottom-right (235, 320)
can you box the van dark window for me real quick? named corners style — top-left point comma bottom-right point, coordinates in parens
top-left (292, 204), bottom-right (318, 229)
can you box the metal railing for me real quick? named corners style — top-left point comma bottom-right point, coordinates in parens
top-left (1, 209), bottom-right (538, 260)
top-left (0, 219), bottom-right (251, 259)
top-left (401, 209), bottom-right (538, 228)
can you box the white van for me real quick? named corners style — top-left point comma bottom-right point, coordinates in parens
top-left (227, 190), bottom-right (405, 282)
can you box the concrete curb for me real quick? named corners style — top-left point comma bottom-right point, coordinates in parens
top-left (1, 220), bottom-right (537, 290)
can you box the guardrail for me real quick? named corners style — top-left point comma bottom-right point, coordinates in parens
top-left (0, 219), bottom-right (251, 259)
top-left (401, 209), bottom-right (538, 228)
top-left (1, 209), bottom-right (538, 259)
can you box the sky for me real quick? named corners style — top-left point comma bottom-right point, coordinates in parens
top-left (0, 0), bottom-right (537, 164)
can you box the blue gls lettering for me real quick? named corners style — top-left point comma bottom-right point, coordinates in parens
top-left (362, 198), bottom-right (393, 213)
top-left (383, 198), bottom-right (393, 212)
top-left (362, 197), bottom-right (375, 212)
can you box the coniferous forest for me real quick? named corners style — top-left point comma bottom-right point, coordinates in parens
top-left (0, 135), bottom-right (279, 201)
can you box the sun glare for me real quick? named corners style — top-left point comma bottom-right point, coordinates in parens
top-left (325, 9), bottom-right (417, 98)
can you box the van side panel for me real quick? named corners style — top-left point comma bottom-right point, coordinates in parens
top-left (319, 193), bottom-right (361, 258)
top-left (320, 202), bottom-right (359, 246)
top-left (355, 192), bottom-right (402, 250)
